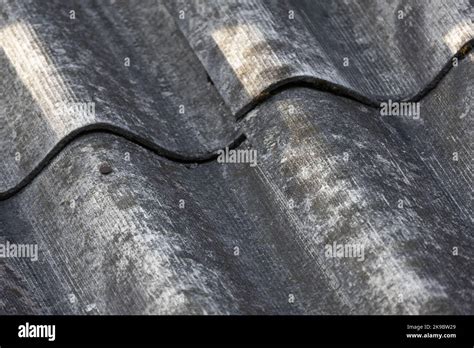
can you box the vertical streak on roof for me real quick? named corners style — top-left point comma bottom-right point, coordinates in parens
top-left (2, 21), bottom-right (88, 136)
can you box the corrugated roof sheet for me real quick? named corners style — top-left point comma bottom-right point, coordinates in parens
top-left (0, 0), bottom-right (473, 314)
top-left (168, 0), bottom-right (473, 115)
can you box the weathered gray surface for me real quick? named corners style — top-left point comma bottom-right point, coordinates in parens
top-left (167, 0), bottom-right (473, 116)
top-left (1, 55), bottom-right (472, 314)
top-left (0, 132), bottom-right (341, 314)
top-left (0, 0), bottom-right (473, 315)
top-left (384, 52), bottom-right (473, 224)
top-left (0, 0), bottom-right (239, 196)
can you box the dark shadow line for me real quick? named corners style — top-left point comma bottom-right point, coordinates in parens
top-left (1, 40), bottom-right (472, 200)
top-left (0, 124), bottom-right (247, 201)
top-left (235, 39), bottom-right (473, 120)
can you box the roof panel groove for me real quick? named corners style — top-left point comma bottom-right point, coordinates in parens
top-left (0, 0), bottom-right (472, 315)
top-left (2, 0), bottom-right (472, 197)
top-left (1, 52), bottom-right (472, 314)
top-left (0, 0), bottom-right (239, 195)
top-left (166, 0), bottom-right (473, 116)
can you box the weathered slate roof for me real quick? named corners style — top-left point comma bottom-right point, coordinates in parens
top-left (0, 0), bottom-right (472, 314)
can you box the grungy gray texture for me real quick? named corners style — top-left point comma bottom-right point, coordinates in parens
top-left (168, 0), bottom-right (473, 116)
top-left (0, 0), bottom-right (473, 314)
top-left (0, 0), bottom-right (239, 196)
